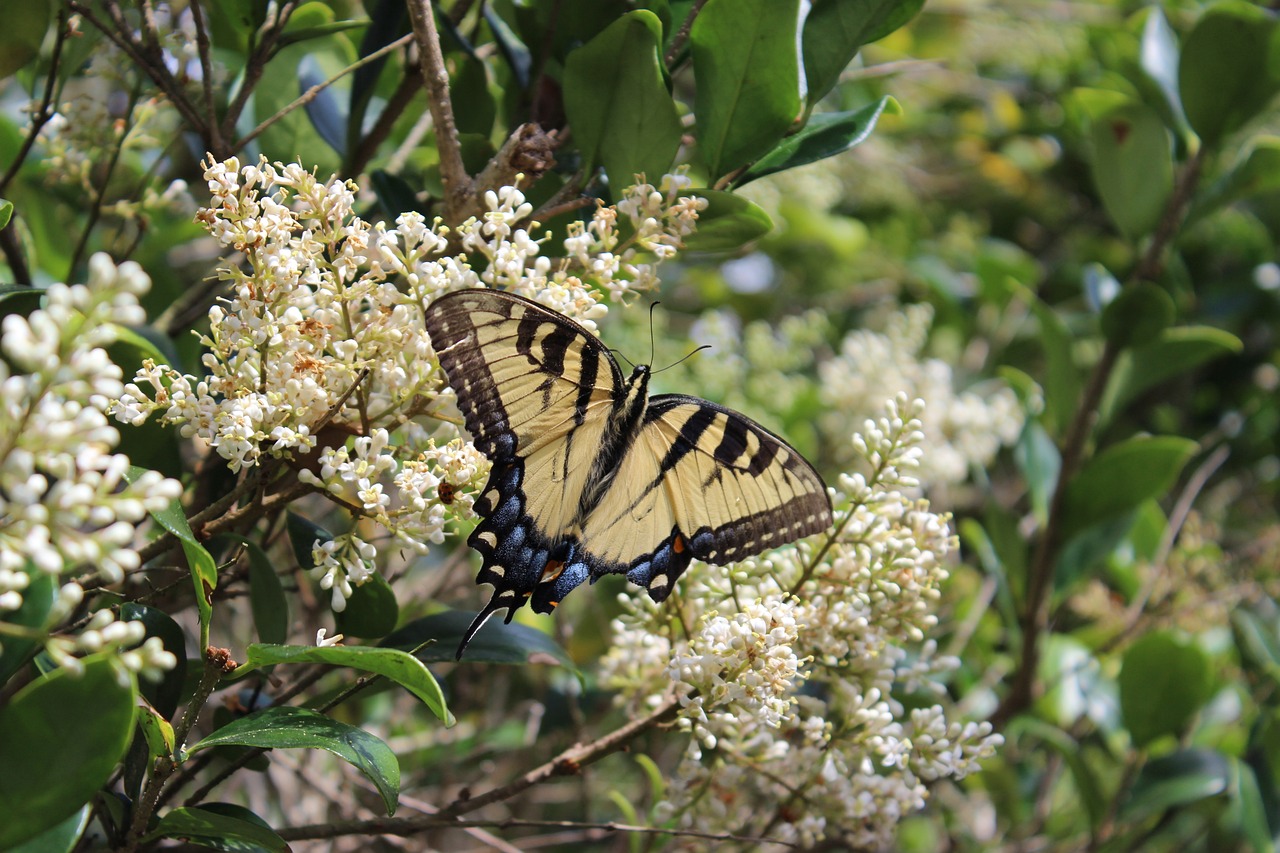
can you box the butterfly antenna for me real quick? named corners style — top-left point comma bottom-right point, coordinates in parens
top-left (653, 344), bottom-right (712, 375)
top-left (648, 301), bottom-right (661, 366)
top-left (456, 593), bottom-right (510, 660)
top-left (610, 348), bottom-right (635, 371)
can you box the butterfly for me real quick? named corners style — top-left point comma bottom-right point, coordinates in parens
top-left (424, 289), bottom-right (833, 658)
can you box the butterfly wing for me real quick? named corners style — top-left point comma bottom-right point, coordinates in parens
top-left (423, 289), bottom-right (623, 652)
top-left (534, 395), bottom-right (833, 607)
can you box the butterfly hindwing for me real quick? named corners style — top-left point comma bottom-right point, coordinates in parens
top-left (575, 396), bottom-right (833, 599)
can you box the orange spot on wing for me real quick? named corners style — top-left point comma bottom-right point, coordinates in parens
top-left (540, 559), bottom-right (566, 583)
top-left (672, 534), bottom-right (685, 554)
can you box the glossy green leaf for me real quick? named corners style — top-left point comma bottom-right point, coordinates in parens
top-left (235, 643), bottom-right (451, 724)
top-left (145, 805), bottom-right (288, 851)
top-left (1014, 421), bottom-right (1060, 522)
top-left (120, 603), bottom-right (188, 719)
top-left (0, 566), bottom-right (54, 684)
top-left (563, 11), bottom-right (682, 191)
top-left (691, 0), bottom-right (804, 178)
top-left (216, 535), bottom-right (290, 646)
top-left (1119, 631), bottom-right (1213, 746)
top-left (5, 806), bottom-right (90, 853)
top-left (189, 706), bottom-right (400, 815)
top-left (334, 573), bottom-right (398, 639)
top-left (1100, 282), bottom-right (1175, 348)
top-left (1099, 326), bottom-right (1243, 425)
top-left (802, 0), bottom-right (924, 105)
top-left (383, 610), bottom-right (578, 675)
top-left (287, 512), bottom-right (332, 571)
top-left (0, 655), bottom-right (138, 849)
top-left (1089, 102), bottom-right (1173, 241)
top-left (1009, 718), bottom-right (1106, 829)
top-left (1188, 137), bottom-right (1280, 225)
top-left (0, 198), bottom-right (12, 230)
top-left (136, 697), bottom-right (176, 758)
top-left (1179, 1), bottom-right (1280, 148)
top-left (0, 0), bottom-right (49, 78)
top-left (0, 285), bottom-right (43, 319)
top-left (299, 53), bottom-right (348, 155)
top-left (1138, 7), bottom-right (1189, 136)
top-left (679, 190), bottom-right (773, 252)
top-left (739, 97), bottom-right (900, 185)
top-left (1122, 748), bottom-right (1231, 820)
top-left (1061, 436), bottom-right (1197, 540)
top-left (131, 466), bottom-right (218, 649)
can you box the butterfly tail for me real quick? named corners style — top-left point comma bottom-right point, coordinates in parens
top-left (456, 592), bottom-right (519, 660)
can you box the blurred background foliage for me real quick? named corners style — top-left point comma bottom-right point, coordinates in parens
top-left (2, 0), bottom-right (1280, 849)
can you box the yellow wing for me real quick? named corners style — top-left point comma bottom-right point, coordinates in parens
top-left (423, 289), bottom-right (621, 640)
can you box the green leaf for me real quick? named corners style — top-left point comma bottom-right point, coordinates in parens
top-left (1227, 757), bottom-right (1274, 853)
top-left (145, 805), bottom-right (289, 851)
top-left (738, 97), bottom-right (900, 185)
top-left (1100, 282), bottom-right (1175, 348)
top-left (1232, 609), bottom-right (1280, 690)
top-left (691, 0), bottom-right (805, 178)
top-left (131, 466), bottom-right (218, 649)
top-left (0, 566), bottom-right (55, 684)
top-left (1089, 101), bottom-right (1173, 241)
top-left (1060, 436), bottom-right (1197, 540)
top-left (451, 57), bottom-right (496, 138)
top-left (234, 644), bottom-right (451, 725)
top-left (802, 0), bottom-right (925, 105)
top-left (1099, 326), bottom-right (1243, 426)
top-left (1138, 7), bottom-right (1189, 137)
top-left (1025, 291), bottom-right (1080, 437)
top-left (4, 806), bottom-right (90, 853)
top-left (679, 190), bottom-right (773, 252)
top-left (1014, 421), bottom-right (1060, 523)
top-left (0, 655), bottom-right (138, 849)
top-left (120, 603), bottom-right (188, 719)
top-left (136, 697), bottom-right (176, 759)
top-left (1123, 748), bottom-right (1231, 821)
top-left (1057, 509), bottom-right (1138, 591)
top-left (383, 610), bottom-right (579, 675)
top-left (189, 706), bottom-right (400, 815)
top-left (1188, 137), bottom-right (1280, 225)
top-left (1178, 1), bottom-right (1280, 148)
top-left (1119, 632), bottom-right (1213, 747)
top-left (1008, 718), bottom-right (1106, 829)
top-left (0, 0), bottom-right (50, 78)
top-left (216, 535), bottom-right (289, 646)
top-left (287, 512), bottom-right (332, 571)
top-left (334, 573), bottom-right (399, 639)
top-left (563, 11), bottom-right (683, 191)
top-left (0, 198), bottom-right (13, 230)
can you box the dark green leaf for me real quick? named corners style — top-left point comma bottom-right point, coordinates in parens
top-left (1119, 631), bottom-right (1213, 747)
top-left (120, 603), bottom-right (188, 719)
top-left (802, 0), bottom-right (925, 105)
top-left (1099, 326), bottom-right (1243, 426)
top-left (484, 5), bottom-right (532, 88)
top-left (384, 610), bottom-right (579, 675)
top-left (234, 644), bottom-right (450, 724)
top-left (1060, 436), bottom-right (1197, 540)
top-left (739, 97), bottom-right (900, 185)
top-left (1057, 509), bottom-right (1138, 591)
top-left (334, 574), bottom-right (399, 639)
top-left (0, 655), bottom-right (137, 849)
top-left (0, 0), bottom-right (50, 78)
top-left (1123, 748), bottom-right (1231, 821)
top-left (1100, 282), bottom-right (1175, 348)
top-left (1089, 102), bottom-right (1173, 241)
top-left (1008, 718), bottom-right (1107, 829)
top-left (1178, 1), bottom-right (1280, 148)
top-left (0, 285), bottom-right (45, 319)
top-left (679, 190), bottom-right (773, 252)
top-left (691, 0), bottom-right (804, 178)
top-left (1227, 757), bottom-right (1274, 853)
top-left (189, 706), bottom-right (400, 815)
top-left (214, 535), bottom-right (289, 646)
top-left (130, 466), bottom-right (218, 649)
top-left (0, 566), bottom-right (55, 684)
top-left (287, 512), bottom-right (333, 571)
top-left (4, 806), bottom-right (89, 853)
top-left (564, 11), bottom-right (683, 191)
top-left (145, 805), bottom-right (289, 851)
top-left (451, 57), bottom-right (496, 138)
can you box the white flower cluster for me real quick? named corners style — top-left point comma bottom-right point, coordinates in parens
top-left (600, 396), bottom-right (1001, 847)
top-left (820, 303), bottom-right (1025, 487)
top-left (0, 253), bottom-right (181, 678)
top-left (116, 156), bottom-right (706, 608)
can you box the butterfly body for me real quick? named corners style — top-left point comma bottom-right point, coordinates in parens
top-left (424, 289), bottom-right (832, 657)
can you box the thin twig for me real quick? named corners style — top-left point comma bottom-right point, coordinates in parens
top-left (405, 0), bottom-right (473, 222)
top-left (187, 0), bottom-right (224, 155)
top-left (66, 83), bottom-right (140, 279)
top-left (664, 0), bottom-right (708, 67)
top-left (0, 10), bottom-right (68, 195)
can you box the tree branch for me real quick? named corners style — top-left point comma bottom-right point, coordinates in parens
top-left (405, 0), bottom-right (473, 222)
